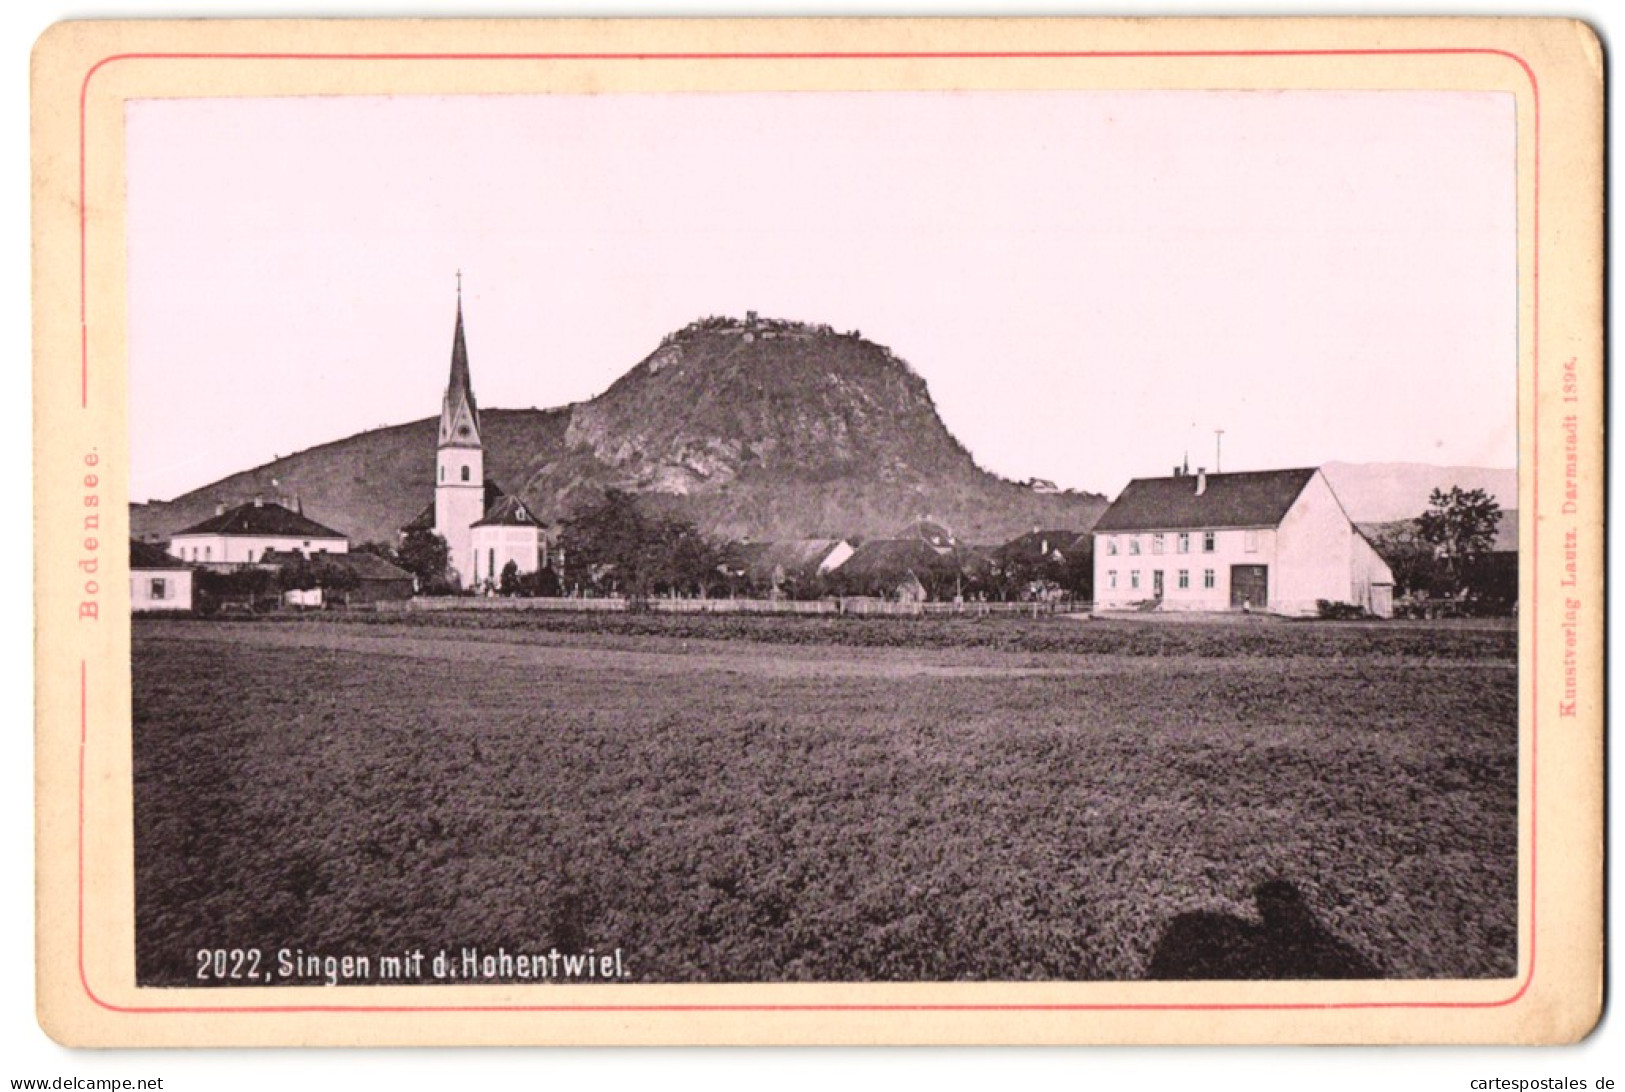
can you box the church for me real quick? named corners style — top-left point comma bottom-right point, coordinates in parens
top-left (402, 288), bottom-right (546, 589)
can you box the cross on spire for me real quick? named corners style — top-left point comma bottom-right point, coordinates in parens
top-left (456, 269), bottom-right (462, 301)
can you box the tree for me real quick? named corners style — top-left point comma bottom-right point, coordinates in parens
top-left (1417, 486), bottom-right (1502, 591)
top-left (559, 490), bottom-right (722, 598)
top-left (397, 528), bottom-right (452, 592)
top-left (1365, 521), bottom-right (1442, 598)
top-left (499, 559), bottom-right (522, 596)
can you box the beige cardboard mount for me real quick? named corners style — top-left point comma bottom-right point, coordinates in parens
top-left (32, 17), bottom-right (1603, 1046)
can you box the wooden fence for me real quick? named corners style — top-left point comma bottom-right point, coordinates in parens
top-left (392, 596), bottom-right (1091, 617)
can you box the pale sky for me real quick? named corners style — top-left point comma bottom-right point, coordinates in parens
top-left (126, 90), bottom-right (1517, 501)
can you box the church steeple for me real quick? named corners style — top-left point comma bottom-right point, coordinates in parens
top-left (439, 279), bottom-right (481, 449)
top-left (434, 275), bottom-right (488, 587)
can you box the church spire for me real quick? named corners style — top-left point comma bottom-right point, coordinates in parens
top-left (439, 277), bottom-right (481, 448)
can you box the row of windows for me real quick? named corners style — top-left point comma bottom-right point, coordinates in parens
top-left (439, 465), bottom-right (473, 482)
top-left (175, 542), bottom-right (322, 563)
top-left (1105, 569), bottom-right (1218, 591)
top-left (1104, 531), bottom-right (1259, 556)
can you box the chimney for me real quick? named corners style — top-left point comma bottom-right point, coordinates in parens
top-left (1195, 468), bottom-right (1207, 496)
top-left (1173, 465), bottom-right (1182, 478)
top-left (254, 494), bottom-right (264, 508)
top-left (215, 501), bottom-right (226, 516)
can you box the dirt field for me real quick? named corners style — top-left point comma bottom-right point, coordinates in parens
top-left (131, 614), bottom-right (1518, 985)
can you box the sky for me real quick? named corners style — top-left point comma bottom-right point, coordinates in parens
top-left (126, 88), bottom-right (1516, 503)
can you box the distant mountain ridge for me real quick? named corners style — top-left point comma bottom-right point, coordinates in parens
top-left (132, 315), bottom-right (1109, 547)
top-left (1321, 461), bottom-right (1517, 523)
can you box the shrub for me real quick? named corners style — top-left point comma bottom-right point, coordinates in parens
top-left (1315, 600), bottom-right (1370, 621)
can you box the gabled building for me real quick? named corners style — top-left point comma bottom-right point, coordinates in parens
top-left (168, 499), bottom-right (349, 568)
top-left (1091, 467), bottom-right (1394, 617)
top-left (726, 538), bottom-right (855, 597)
top-left (401, 286), bottom-right (545, 590)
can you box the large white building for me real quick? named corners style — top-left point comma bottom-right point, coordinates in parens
top-left (1092, 466), bottom-right (1394, 617)
top-left (402, 290), bottom-right (545, 590)
top-left (169, 499), bottom-right (349, 568)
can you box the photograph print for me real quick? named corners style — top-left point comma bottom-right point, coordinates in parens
top-left (125, 88), bottom-right (1519, 989)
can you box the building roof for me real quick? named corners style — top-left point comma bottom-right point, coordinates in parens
top-left (730, 539), bottom-right (845, 582)
top-left (838, 538), bottom-right (984, 579)
top-left (130, 539), bottom-right (187, 570)
top-left (438, 297), bottom-right (481, 448)
top-left (896, 518), bottom-right (959, 552)
top-left (1092, 468), bottom-right (1320, 533)
top-left (401, 480), bottom-right (508, 534)
top-left (472, 494), bottom-right (544, 528)
top-left (173, 501), bottom-right (348, 541)
top-left (998, 528), bottom-right (1084, 562)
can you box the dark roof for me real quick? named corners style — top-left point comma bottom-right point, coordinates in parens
top-left (400, 481), bottom-right (508, 534)
top-left (998, 529), bottom-right (1084, 562)
top-left (729, 539), bottom-right (845, 582)
top-left (897, 518), bottom-right (959, 551)
top-left (1092, 469), bottom-right (1320, 533)
top-left (472, 494), bottom-right (543, 528)
top-left (838, 538), bottom-right (973, 579)
top-left (448, 300), bottom-right (479, 424)
top-left (130, 539), bottom-right (186, 570)
top-left (401, 502), bottom-right (436, 533)
top-left (259, 549), bottom-right (415, 583)
top-left (174, 501), bottom-right (347, 540)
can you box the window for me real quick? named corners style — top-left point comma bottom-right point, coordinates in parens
top-left (440, 466), bottom-right (445, 482)
top-left (247, 549), bottom-right (255, 562)
top-left (1107, 570), bottom-right (1117, 589)
top-left (1178, 570), bottom-right (1189, 589)
top-left (1129, 537), bottom-right (1141, 556)
top-left (461, 465), bottom-right (471, 482)
top-left (1202, 531), bottom-right (1216, 553)
top-left (1152, 533), bottom-right (1165, 555)
top-left (1203, 569), bottom-right (1216, 589)
top-left (1106, 537), bottom-right (1118, 556)
top-left (205, 546), bottom-right (212, 560)
top-left (1177, 533), bottom-right (1190, 554)
top-left (1130, 571), bottom-right (1140, 590)
top-left (149, 578), bottom-right (166, 600)
top-left (1245, 530), bottom-right (1259, 553)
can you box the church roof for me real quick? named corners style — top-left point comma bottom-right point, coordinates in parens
top-left (438, 295), bottom-right (481, 448)
top-left (1092, 468), bottom-right (1320, 533)
top-left (472, 494), bottom-right (543, 528)
top-left (173, 501), bottom-right (348, 540)
top-left (400, 480), bottom-right (509, 534)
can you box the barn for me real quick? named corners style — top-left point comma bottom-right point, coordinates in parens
top-left (1091, 467), bottom-right (1394, 617)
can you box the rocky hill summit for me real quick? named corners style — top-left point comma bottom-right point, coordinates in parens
top-left (133, 315), bottom-right (1108, 546)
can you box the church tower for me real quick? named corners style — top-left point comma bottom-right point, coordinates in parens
top-left (434, 282), bottom-right (485, 586)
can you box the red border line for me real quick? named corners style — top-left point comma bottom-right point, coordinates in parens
top-left (78, 45), bottom-right (1541, 1018)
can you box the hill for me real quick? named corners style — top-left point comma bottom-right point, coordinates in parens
top-left (132, 316), bottom-right (1107, 547)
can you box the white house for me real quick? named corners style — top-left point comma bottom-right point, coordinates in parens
top-left (1092, 467), bottom-right (1394, 617)
top-left (129, 540), bottom-right (193, 612)
top-left (168, 499), bottom-right (349, 568)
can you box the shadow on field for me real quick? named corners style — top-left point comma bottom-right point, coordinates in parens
top-left (1144, 880), bottom-right (1382, 980)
